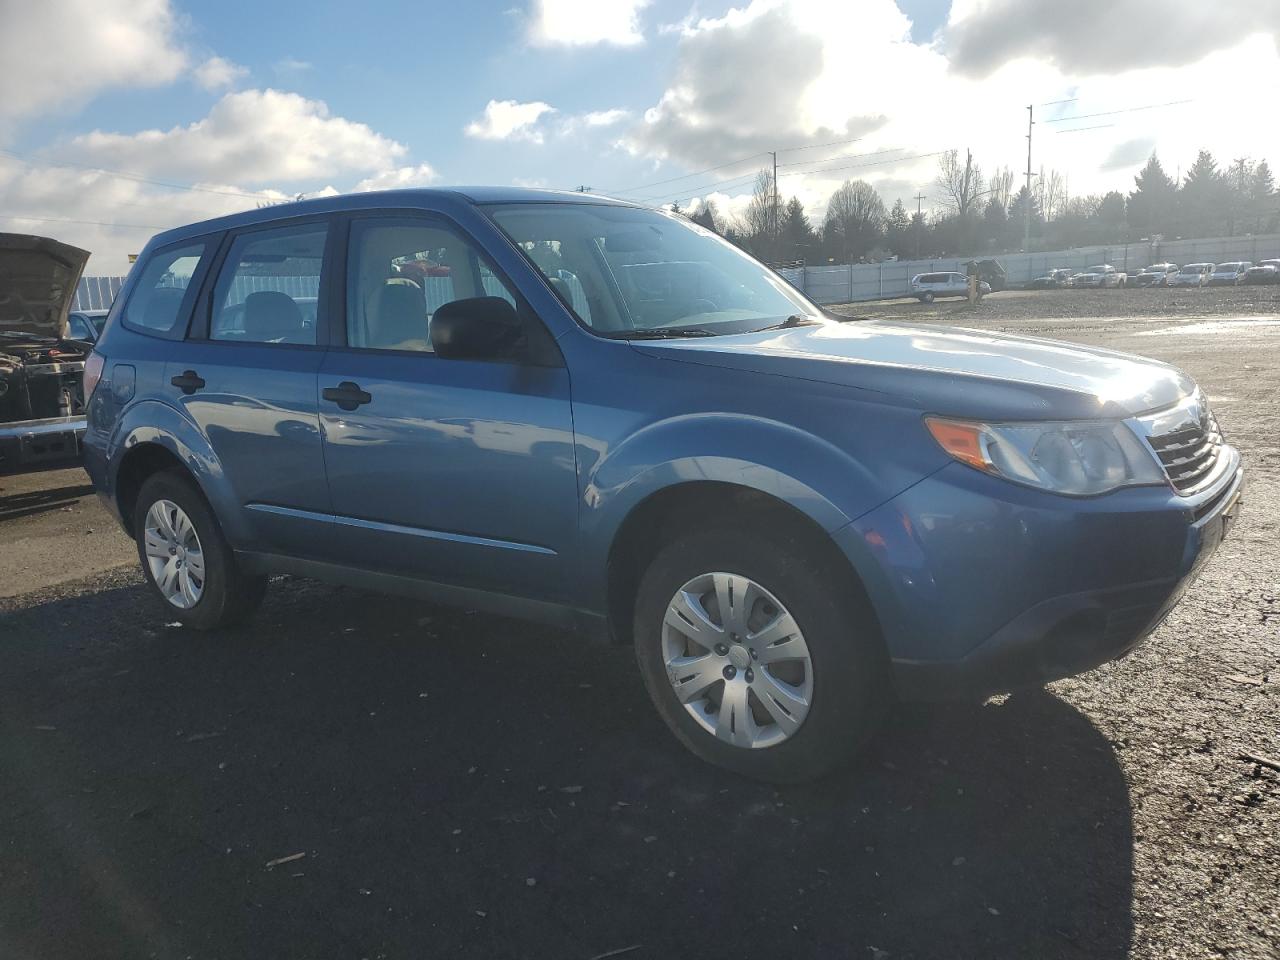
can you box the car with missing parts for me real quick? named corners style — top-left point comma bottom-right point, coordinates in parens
top-left (83, 188), bottom-right (1244, 782)
top-left (0, 234), bottom-right (95, 474)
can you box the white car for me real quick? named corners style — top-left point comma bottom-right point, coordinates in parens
top-left (1133, 263), bottom-right (1180, 287)
top-left (1170, 263), bottom-right (1213, 287)
top-left (1208, 262), bottom-right (1252, 286)
top-left (908, 271), bottom-right (989, 303)
top-left (1071, 264), bottom-right (1127, 288)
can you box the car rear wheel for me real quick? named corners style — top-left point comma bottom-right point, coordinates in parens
top-left (134, 471), bottom-right (267, 630)
top-left (633, 527), bottom-right (887, 783)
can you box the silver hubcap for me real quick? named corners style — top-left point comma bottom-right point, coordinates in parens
top-left (661, 572), bottom-right (813, 749)
top-left (143, 499), bottom-right (205, 609)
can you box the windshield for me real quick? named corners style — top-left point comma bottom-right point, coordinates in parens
top-left (486, 203), bottom-right (822, 337)
top-left (1086, 265), bottom-right (1108, 273)
top-left (1216, 263), bottom-right (1240, 271)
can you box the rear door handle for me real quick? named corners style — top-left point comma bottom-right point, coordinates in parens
top-left (322, 381), bottom-right (372, 411)
top-left (170, 370), bottom-right (205, 395)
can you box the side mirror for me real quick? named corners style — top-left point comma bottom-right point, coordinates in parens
top-left (430, 296), bottom-right (524, 361)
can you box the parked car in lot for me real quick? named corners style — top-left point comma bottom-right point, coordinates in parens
top-left (909, 271), bottom-right (989, 302)
top-left (1029, 268), bottom-right (1074, 289)
top-left (82, 188), bottom-right (1245, 782)
top-left (1208, 262), bottom-right (1252, 286)
top-left (1072, 264), bottom-right (1127, 288)
top-left (1170, 263), bottom-right (1214, 287)
top-left (0, 233), bottom-right (94, 474)
top-left (1242, 260), bottom-right (1280, 284)
top-left (1132, 263), bottom-right (1180, 287)
top-left (68, 309), bottom-right (108, 342)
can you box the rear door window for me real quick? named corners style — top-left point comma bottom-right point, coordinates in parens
top-left (210, 224), bottom-right (328, 345)
top-left (121, 242), bottom-right (210, 337)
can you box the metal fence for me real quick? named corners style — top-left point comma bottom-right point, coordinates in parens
top-left (780, 232), bottom-right (1280, 304)
top-left (76, 231), bottom-right (1280, 312)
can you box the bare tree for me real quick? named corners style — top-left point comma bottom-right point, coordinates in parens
top-left (740, 169), bottom-right (778, 247)
top-left (823, 179), bottom-right (886, 262)
top-left (1035, 167), bottom-right (1067, 221)
top-left (986, 166), bottom-right (1014, 211)
top-left (936, 149), bottom-right (983, 218)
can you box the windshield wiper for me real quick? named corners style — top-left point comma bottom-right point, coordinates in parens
top-left (607, 327), bottom-right (720, 340)
top-left (752, 314), bottom-right (822, 332)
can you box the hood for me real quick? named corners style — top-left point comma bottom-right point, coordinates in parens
top-left (632, 319), bottom-right (1194, 420)
top-left (0, 233), bottom-right (90, 341)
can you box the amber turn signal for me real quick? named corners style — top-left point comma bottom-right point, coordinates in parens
top-left (924, 417), bottom-right (991, 472)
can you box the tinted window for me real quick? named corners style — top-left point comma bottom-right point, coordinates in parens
top-left (211, 224), bottom-right (327, 345)
top-left (346, 219), bottom-right (519, 353)
top-left (488, 203), bottom-right (819, 336)
top-left (122, 243), bottom-right (207, 335)
top-left (67, 315), bottom-right (94, 340)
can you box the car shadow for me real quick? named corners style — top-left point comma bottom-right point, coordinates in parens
top-left (0, 577), bottom-right (1133, 959)
top-left (0, 481), bottom-right (96, 523)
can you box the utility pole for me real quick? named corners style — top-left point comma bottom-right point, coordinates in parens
top-left (770, 150), bottom-right (779, 248)
top-left (914, 191), bottom-right (926, 260)
top-left (1023, 105), bottom-right (1034, 253)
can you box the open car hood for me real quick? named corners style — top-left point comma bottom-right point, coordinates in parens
top-left (0, 233), bottom-right (90, 341)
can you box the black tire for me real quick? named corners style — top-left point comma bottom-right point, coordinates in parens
top-left (633, 526), bottom-right (888, 783)
top-left (920, 291), bottom-right (934, 303)
top-left (133, 470), bottom-right (267, 630)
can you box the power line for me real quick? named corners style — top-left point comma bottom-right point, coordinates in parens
top-left (0, 148), bottom-right (281, 203)
top-left (637, 149), bottom-right (949, 205)
top-left (602, 151), bottom-right (771, 195)
top-left (777, 145), bottom-right (908, 171)
top-left (1054, 123), bottom-right (1116, 134)
top-left (0, 212), bottom-right (167, 230)
top-left (606, 135), bottom-right (871, 196)
top-left (1042, 99), bottom-right (1193, 124)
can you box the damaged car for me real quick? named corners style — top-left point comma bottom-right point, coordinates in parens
top-left (0, 233), bottom-right (96, 474)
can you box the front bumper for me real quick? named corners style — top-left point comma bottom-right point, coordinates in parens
top-left (835, 454), bottom-right (1244, 701)
top-left (0, 416), bottom-right (87, 474)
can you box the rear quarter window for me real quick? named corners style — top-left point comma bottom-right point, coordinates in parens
top-left (121, 241), bottom-right (212, 338)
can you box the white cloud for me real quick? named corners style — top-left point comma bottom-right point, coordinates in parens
top-left (0, 0), bottom-right (186, 128)
top-left (193, 56), bottom-right (248, 91)
top-left (946, 0), bottom-right (1279, 77)
top-left (354, 163), bottom-right (440, 192)
top-left (465, 99), bottom-right (557, 143)
top-left (70, 89), bottom-right (407, 184)
top-left (527, 0), bottom-right (649, 47)
top-left (620, 0), bottom-right (1280, 225)
top-left (582, 109), bottom-right (630, 127)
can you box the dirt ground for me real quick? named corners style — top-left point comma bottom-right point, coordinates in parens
top-left (1, 286), bottom-right (1276, 959)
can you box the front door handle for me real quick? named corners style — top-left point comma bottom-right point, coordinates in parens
top-left (170, 370), bottom-right (205, 395)
top-left (322, 381), bottom-right (372, 411)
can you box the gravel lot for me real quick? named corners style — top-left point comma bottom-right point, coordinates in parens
top-left (1, 286), bottom-right (1276, 959)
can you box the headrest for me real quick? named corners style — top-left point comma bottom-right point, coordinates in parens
top-left (243, 291), bottom-right (305, 343)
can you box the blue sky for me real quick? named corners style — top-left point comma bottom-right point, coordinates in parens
top-left (2, 0), bottom-right (1276, 272)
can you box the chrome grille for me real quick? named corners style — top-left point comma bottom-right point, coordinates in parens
top-left (1146, 408), bottom-right (1224, 494)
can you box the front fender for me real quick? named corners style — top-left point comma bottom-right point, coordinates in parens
top-left (574, 412), bottom-right (918, 612)
top-left (102, 399), bottom-right (250, 543)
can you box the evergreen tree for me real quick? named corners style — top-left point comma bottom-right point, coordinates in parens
top-left (1127, 153), bottom-right (1177, 237)
top-left (885, 198), bottom-right (912, 259)
top-left (1180, 150), bottom-right (1228, 236)
top-left (779, 196), bottom-right (816, 262)
top-left (689, 199), bottom-right (722, 235)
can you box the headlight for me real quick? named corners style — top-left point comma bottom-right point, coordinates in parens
top-left (925, 416), bottom-right (1166, 496)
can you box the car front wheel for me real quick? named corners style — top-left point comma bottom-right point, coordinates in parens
top-left (919, 291), bottom-right (934, 303)
top-left (633, 527), bottom-right (887, 782)
top-left (134, 471), bottom-right (267, 630)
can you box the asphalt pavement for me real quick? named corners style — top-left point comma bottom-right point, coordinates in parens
top-left (1, 286), bottom-right (1276, 959)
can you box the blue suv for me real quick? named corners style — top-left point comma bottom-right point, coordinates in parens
top-left (83, 189), bottom-right (1244, 782)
